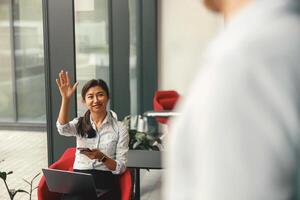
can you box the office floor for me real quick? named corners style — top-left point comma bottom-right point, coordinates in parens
top-left (0, 130), bottom-right (162, 200)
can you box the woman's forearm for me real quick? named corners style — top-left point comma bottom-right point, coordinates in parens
top-left (57, 97), bottom-right (71, 125)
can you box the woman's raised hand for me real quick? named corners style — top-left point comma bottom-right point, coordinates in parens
top-left (56, 70), bottom-right (79, 99)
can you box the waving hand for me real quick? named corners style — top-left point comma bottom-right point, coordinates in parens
top-left (56, 70), bottom-right (79, 99)
top-left (56, 70), bottom-right (79, 125)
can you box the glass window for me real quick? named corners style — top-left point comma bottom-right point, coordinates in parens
top-left (13, 0), bottom-right (46, 122)
top-left (129, 0), bottom-right (138, 116)
top-left (0, 2), bottom-right (47, 200)
top-left (0, 0), bottom-right (14, 122)
top-left (74, 0), bottom-right (110, 116)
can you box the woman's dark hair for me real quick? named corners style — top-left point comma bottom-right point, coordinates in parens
top-left (76, 79), bottom-right (109, 138)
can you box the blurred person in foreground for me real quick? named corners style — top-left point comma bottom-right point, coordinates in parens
top-left (164, 0), bottom-right (300, 199)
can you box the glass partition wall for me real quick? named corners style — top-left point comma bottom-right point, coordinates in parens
top-left (74, 0), bottom-right (110, 116)
top-left (129, 0), bottom-right (139, 116)
top-left (0, 1), bottom-right (47, 200)
top-left (14, 0), bottom-right (46, 123)
top-left (0, 0), bottom-right (14, 122)
top-left (0, 0), bottom-right (46, 125)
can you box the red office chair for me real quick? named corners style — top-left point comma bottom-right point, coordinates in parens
top-left (38, 147), bottom-right (132, 200)
top-left (153, 90), bottom-right (180, 124)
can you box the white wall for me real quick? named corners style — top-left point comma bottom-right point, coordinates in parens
top-left (158, 0), bottom-right (223, 95)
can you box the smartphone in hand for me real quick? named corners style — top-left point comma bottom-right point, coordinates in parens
top-left (77, 147), bottom-right (92, 152)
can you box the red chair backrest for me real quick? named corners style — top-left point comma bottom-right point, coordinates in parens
top-left (38, 147), bottom-right (131, 200)
top-left (153, 90), bottom-right (180, 124)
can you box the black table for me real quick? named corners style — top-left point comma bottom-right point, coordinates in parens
top-left (127, 150), bottom-right (163, 200)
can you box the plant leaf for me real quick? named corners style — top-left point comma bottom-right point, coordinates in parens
top-left (0, 172), bottom-right (7, 181)
top-left (11, 189), bottom-right (29, 198)
top-left (17, 189), bottom-right (29, 194)
top-left (31, 172), bottom-right (41, 184)
top-left (23, 178), bottom-right (31, 185)
top-left (133, 141), bottom-right (142, 149)
top-left (7, 171), bottom-right (13, 175)
top-left (146, 134), bottom-right (155, 140)
top-left (135, 132), bottom-right (146, 141)
top-left (155, 138), bottom-right (162, 144)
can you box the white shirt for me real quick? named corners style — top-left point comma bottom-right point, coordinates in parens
top-left (57, 110), bottom-right (129, 174)
top-left (164, 0), bottom-right (300, 199)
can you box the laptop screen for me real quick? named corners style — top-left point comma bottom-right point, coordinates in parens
top-left (42, 168), bottom-right (107, 198)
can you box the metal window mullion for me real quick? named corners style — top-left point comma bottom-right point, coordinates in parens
top-left (141, 0), bottom-right (157, 113)
top-left (135, 0), bottom-right (143, 115)
top-left (43, 0), bottom-right (77, 164)
top-left (8, 0), bottom-right (18, 122)
top-left (42, 0), bottom-right (53, 165)
top-left (71, 0), bottom-right (77, 117)
top-left (108, 0), bottom-right (113, 99)
top-left (108, 0), bottom-right (130, 119)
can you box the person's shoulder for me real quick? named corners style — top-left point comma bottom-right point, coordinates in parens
top-left (72, 116), bottom-right (81, 122)
top-left (207, 1), bottom-right (300, 65)
top-left (108, 110), bottom-right (128, 130)
top-left (116, 121), bottom-right (128, 132)
top-left (109, 110), bottom-right (118, 120)
top-left (204, 17), bottom-right (300, 76)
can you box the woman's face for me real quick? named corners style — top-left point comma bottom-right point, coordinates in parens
top-left (84, 86), bottom-right (109, 114)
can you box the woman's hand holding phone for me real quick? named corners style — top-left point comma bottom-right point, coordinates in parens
top-left (77, 147), bottom-right (92, 152)
top-left (79, 148), bottom-right (105, 161)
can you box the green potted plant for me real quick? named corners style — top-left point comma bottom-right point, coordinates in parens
top-left (0, 161), bottom-right (40, 200)
top-left (122, 115), bottom-right (161, 151)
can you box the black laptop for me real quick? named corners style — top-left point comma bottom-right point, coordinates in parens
top-left (42, 168), bottom-right (108, 199)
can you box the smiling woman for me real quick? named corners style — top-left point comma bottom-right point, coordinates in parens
top-left (55, 70), bottom-right (129, 200)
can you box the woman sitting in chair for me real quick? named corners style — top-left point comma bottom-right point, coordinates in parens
top-left (56, 70), bottom-right (129, 200)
